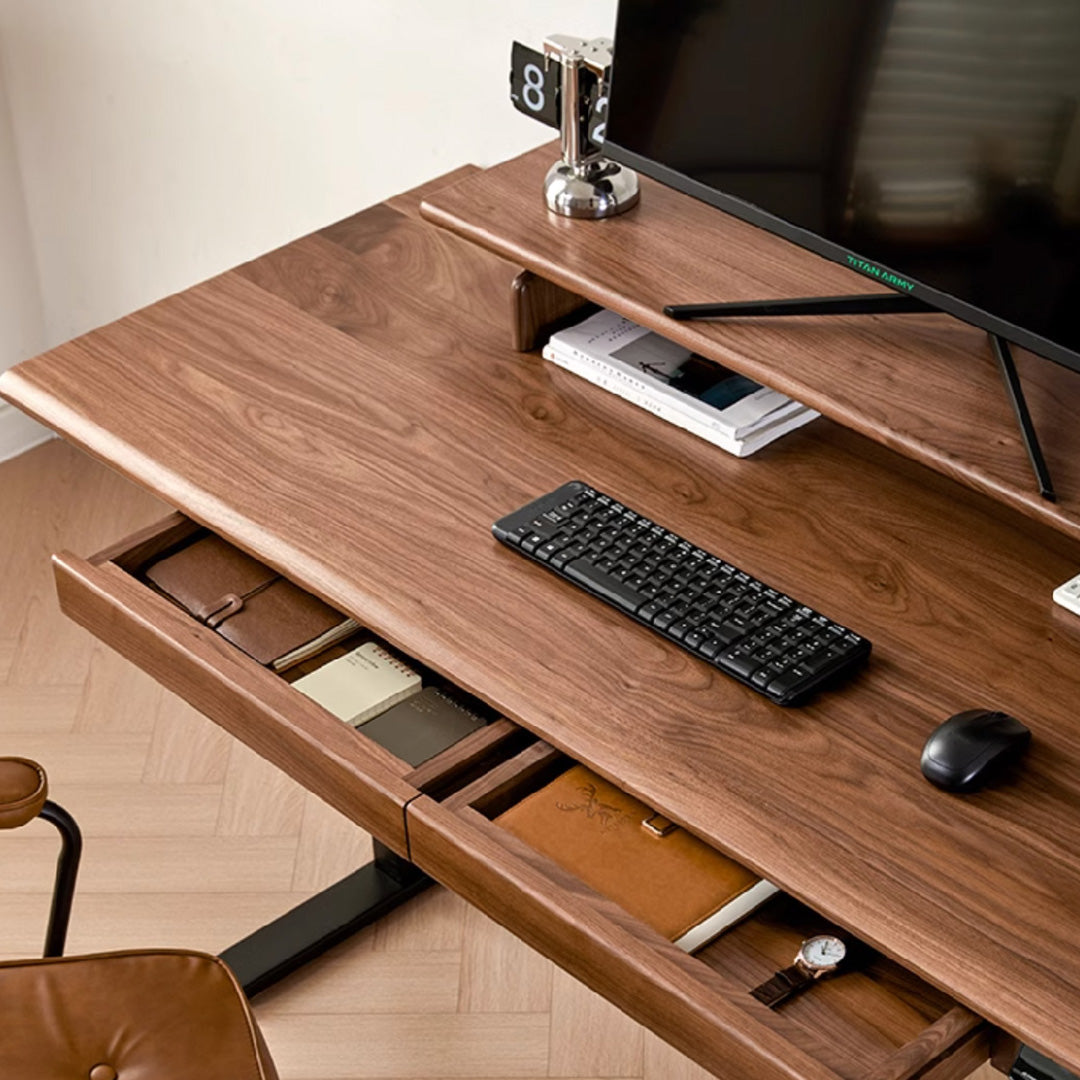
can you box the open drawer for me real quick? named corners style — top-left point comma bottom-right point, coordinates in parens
top-left (51, 512), bottom-right (527, 857)
top-left (405, 741), bottom-right (994, 1080)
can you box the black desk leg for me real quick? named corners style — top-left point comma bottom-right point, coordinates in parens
top-left (220, 839), bottom-right (432, 997)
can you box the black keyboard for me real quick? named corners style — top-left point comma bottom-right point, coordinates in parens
top-left (493, 481), bottom-right (871, 706)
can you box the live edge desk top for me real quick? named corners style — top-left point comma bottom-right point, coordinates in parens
top-left (4, 153), bottom-right (1080, 1073)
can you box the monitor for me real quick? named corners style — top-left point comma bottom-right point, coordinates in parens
top-left (603, 0), bottom-right (1080, 375)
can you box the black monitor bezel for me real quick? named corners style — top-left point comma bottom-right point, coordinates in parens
top-left (603, 137), bottom-right (1080, 378)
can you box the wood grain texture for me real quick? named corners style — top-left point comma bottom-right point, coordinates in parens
top-left (2, 436), bottom-right (774, 1080)
top-left (52, 549), bottom-right (417, 855)
top-left (692, 895), bottom-right (979, 1080)
top-left (548, 965), bottom-right (644, 1078)
top-left (384, 164), bottom-right (482, 222)
top-left (862, 1009), bottom-right (986, 1080)
top-left (922, 1036), bottom-right (997, 1080)
top-left (441, 741), bottom-right (565, 816)
top-left (422, 142), bottom-right (1080, 542)
top-left (92, 512), bottom-right (200, 570)
top-left (403, 717), bottom-right (528, 800)
top-left (406, 796), bottom-right (839, 1080)
top-left (1, 178), bottom-right (1076, 1067)
top-left (408, 793), bottom-right (982, 1080)
top-left (511, 270), bottom-right (592, 351)
top-left (457, 903), bottom-right (553, 1015)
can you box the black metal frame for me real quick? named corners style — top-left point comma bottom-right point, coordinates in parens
top-left (25, 790), bottom-right (430, 995)
top-left (1010, 1044), bottom-right (1080, 1080)
top-left (663, 292), bottom-right (1057, 502)
top-left (38, 800), bottom-right (83, 957)
top-left (664, 293), bottom-right (934, 320)
top-left (990, 334), bottom-right (1057, 502)
top-left (219, 839), bottom-right (432, 998)
top-left (605, 137), bottom-right (1080, 378)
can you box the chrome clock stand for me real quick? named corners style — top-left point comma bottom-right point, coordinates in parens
top-left (542, 35), bottom-right (639, 219)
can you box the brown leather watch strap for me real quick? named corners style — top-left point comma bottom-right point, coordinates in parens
top-left (750, 962), bottom-right (813, 1007)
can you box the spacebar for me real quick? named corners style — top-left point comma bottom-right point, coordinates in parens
top-left (562, 558), bottom-right (647, 613)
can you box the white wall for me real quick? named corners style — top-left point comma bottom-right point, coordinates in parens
top-left (0, 0), bottom-right (617, 355)
top-left (0, 48), bottom-right (48, 457)
top-left (0, 54), bottom-right (42, 366)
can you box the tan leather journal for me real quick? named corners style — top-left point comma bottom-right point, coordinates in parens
top-left (497, 764), bottom-right (777, 951)
top-left (145, 534), bottom-right (357, 670)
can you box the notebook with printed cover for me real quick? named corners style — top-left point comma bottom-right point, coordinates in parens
top-left (292, 641), bottom-right (422, 726)
top-left (496, 764), bottom-right (778, 952)
top-left (144, 534), bottom-right (357, 670)
top-left (359, 685), bottom-right (488, 766)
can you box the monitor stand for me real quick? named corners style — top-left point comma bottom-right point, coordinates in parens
top-left (664, 293), bottom-right (1057, 503)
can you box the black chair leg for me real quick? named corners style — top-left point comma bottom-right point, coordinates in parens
top-left (38, 800), bottom-right (82, 957)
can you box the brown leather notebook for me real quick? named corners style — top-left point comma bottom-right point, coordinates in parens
top-left (497, 765), bottom-right (777, 951)
top-left (145, 535), bottom-right (357, 669)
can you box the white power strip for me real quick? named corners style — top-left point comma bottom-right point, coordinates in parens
top-left (1053, 573), bottom-right (1080, 617)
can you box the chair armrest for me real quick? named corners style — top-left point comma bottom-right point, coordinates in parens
top-left (0, 757), bottom-right (48, 829)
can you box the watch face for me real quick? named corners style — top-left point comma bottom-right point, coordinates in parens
top-left (799, 935), bottom-right (847, 970)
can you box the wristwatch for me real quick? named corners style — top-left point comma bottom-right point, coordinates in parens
top-left (750, 934), bottom-right (849, 1008)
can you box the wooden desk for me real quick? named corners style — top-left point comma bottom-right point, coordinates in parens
top-left (3, 151), bottom-right (1080, 1080)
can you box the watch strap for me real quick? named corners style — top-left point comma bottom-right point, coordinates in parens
top-left (750, 962), bottom-right (814, 1007)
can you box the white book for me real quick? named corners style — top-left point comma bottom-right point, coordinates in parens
top-left (549, 337), bottom-right (811, 436)
top-left (293, 641), bottom-right (422, 726)
top-left (544, 343), bottom-right (817, 458)
top-left (548, 333), bottom-right (799, 438)
top-left (675, 878), bottom-right (781, 953)
top-left (547, 309), bottom-right (803, 438)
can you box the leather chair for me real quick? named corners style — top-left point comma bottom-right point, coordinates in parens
top-left (0, 756), bottom-right (279, 1078)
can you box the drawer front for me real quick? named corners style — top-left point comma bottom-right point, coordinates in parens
top-left (53, 514), bottom-right (422, 855)
top-left (405, 748), bottom-right (992, 1080)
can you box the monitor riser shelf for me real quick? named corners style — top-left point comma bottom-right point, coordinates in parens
top-left (421, 142), bottom-right (1080, 544)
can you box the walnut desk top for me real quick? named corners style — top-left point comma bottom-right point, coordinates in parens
top-left (4, 164), bottom-right (1080, 1072)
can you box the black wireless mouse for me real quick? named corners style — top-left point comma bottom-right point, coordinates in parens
top-left (920, 709), bottom-right (1031, 793)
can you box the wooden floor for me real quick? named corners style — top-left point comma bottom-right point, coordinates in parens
top-left (0, 439), bottom-right (999, 1080)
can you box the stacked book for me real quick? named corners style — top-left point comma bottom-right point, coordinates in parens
top-left (292, 642), bottom-right (489, 766)
top-left (143, 534), bottom-right (489, 767)
top-left (543, 309), bottom-right (818, 457)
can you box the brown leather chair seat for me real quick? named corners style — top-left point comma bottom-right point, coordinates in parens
top-left (0, 948), bottom-right (278, 1078)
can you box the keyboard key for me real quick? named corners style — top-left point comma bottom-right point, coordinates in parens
top-left (550, 543), bottom-right (586, 571)
top-left (718, 649), bottom-right (763, 679)
top-left (699, 637), bottom-right (725, 660)
top-left (534, 539), bottom-right (567, 562)
top-left (766, 665), bottom-right (813, 698)
top-left (752, 663), bottom-right (787, 688)
top-left (638, 600), bottom-right (666, 623)
top-left (563, 558), bottom-right (647, 613)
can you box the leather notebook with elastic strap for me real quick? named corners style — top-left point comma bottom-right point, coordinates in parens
top-left (144, 534), bottom-right (357, 670)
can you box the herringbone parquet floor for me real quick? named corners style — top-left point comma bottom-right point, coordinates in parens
top-left (0, 439), bottom-right (998, 1080)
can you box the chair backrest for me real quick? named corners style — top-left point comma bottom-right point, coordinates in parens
top-left (1, 757), bottom-right (278, 1078)
top-left (0, 950), bottom-right (280, 1079)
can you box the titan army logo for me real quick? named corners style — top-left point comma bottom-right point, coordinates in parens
top-left (845, 255), bottom-right (916, 292)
